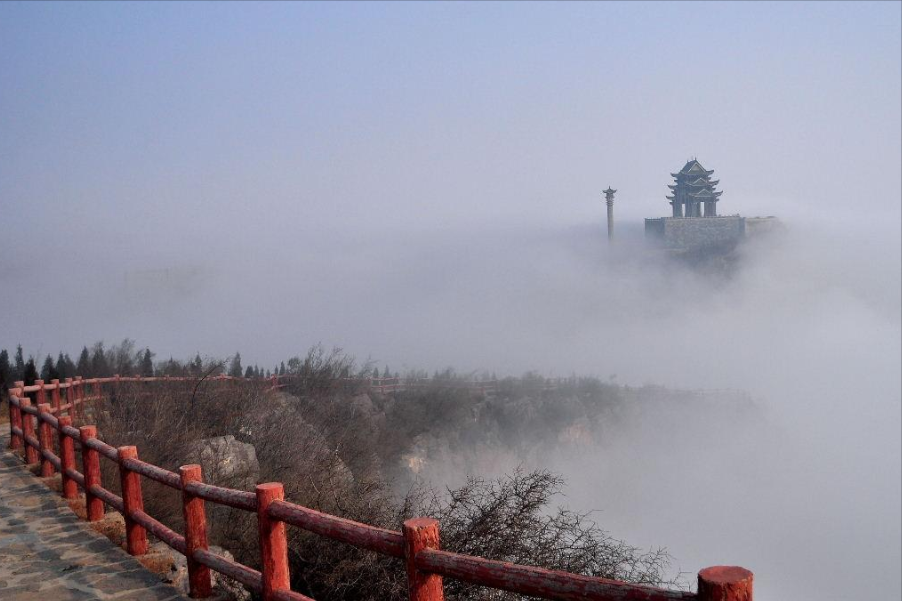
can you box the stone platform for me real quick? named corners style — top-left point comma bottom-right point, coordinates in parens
top-left (0, 432), bottom-right (189, 601)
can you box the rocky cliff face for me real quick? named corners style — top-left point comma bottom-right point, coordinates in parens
top-left (188, 435), bottom-right (259, 490)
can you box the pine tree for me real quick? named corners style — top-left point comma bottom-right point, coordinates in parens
top-left (90, 343), bottom-right (110, 377)
top-left (23, 357), bottom-right (38, 386)
top-left (55, 352), bottom-right (68, 381)
top-left (40, 355), bottom-right (58, 381)
top-left (162, 357), bottom-right (180, 377)
top-left (279, 362), bottom-right (286, 376)
top-left (228, 353), bottom-right (243, 378)
top-left (64, 354), bottom-right (76, 376)
top-left (0, 349), bottom-right (10, 390)
top-left (14, 345), bottom-right (25, 381)
top-left (140, 349), bottom-right (154, 377)
top-left (244, 365), bottom-right (254, 378)
top-left (76, 347), bottom-right (90, 377)
top-left (372, 367), bottom-right (380, 379)
top-left (190, 354), bottom-right (203, 376)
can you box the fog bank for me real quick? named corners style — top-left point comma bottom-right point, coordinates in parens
top-left (4, 214), bottom-right (900, 600)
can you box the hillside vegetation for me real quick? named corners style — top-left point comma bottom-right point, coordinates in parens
top-left (2, 341), bottom-right (757, 600)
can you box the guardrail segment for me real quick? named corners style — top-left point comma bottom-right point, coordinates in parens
top-left (4, 376), bottom-right (753, 601)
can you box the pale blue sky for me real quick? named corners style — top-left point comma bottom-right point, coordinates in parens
top-left (2, 1), bottom-right (899, 257)
top-left (1, 5), bottom-right (900, 599)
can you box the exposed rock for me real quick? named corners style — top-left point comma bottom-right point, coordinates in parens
top-left (350, 393), bottom-right (375, 416)
top-left (187, 435), bottom-right (259, 490)
top-left (149, 541), bottom-right (251, 601)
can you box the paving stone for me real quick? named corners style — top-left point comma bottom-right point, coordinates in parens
top-left (0, 432), bottom-right (191, 601)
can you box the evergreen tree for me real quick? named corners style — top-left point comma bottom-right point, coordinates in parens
top-left (140, 349), bottom-right (154, 377)
top-left (190, 354), bottom-right (204, 376)
top-left (76, 347), bottom-right (90, 377)
top-left (228, 353), bottom-right (243, 378)
top-left (14, 345), bottom-right (25, 381)
top-left (40, 355), bottom-right (58, 381)
top-left (55, 352), bottom-right (69, 381)
top-left (23, 357), bottom-right (38, 386)
top-left (90, 343), bottom-right (110, 377)
top-left (0, 349), bottom-right (10, 391)
top-left (279, 361), bottom-right (286, 376)
top-left (64, 354), bottom-right (76, 377)
top-left (161, 357), bottom-right (180, 377)
top-left (384, 366), bottom-right (391, 379)
top-left (372, 367), bottom-right (380, 379)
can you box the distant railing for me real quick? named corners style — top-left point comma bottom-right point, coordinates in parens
top-left (267, 374), bottom-right (499, 395)
top-left (5, 377), bottom-right (752, 601)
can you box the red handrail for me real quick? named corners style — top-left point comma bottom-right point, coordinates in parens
top-left (4, 377), bottom-right (753, 601)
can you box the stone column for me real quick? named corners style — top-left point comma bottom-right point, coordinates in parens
top-left (603, 187), bottom-right (616, 241)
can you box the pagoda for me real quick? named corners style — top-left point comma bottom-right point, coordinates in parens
top-left (666, 159), bottom-right (722, 217)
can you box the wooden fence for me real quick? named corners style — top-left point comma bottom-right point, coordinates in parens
top-left (5, 376), bottom-right (752, 601)
top-left (268, 375), bottom-right (498, 395)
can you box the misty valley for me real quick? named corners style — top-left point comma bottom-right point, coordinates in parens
top-left (2, 3), bottom-right (899, 601)
top-left (0, 340), bottom-right (763, 601)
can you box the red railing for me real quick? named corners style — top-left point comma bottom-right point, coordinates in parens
top-left (267, 374), bottom-right (499, 395)
top-left (5, 377), bottom-right (752, 601)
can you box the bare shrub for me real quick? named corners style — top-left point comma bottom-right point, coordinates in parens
top-left (416, 469), bottom-right (681, 599)
top-left (88, 367), bottom-right (679, 601)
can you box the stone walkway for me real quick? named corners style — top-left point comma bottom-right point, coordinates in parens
top-left (0, 432), bottom-right (189, 601)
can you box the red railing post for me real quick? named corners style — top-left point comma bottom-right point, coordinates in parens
top-left (50, 379), bottom-right (61, 413)
top-left (36, 379), bottom-right (46, 405)
top-left (403, 518), bottom-right (444, 601)
top-left (74, 376), bottom-right (84, 421)
top-left (64, 377), bottom-right (73, 417)
top-left (21, 397), bottom-right (39, 465)
top-left (698, 566), bottom-right (753, 601)
top-left (59, 416), bottom-right (77, 499)
top-left (180, 464), bottom-right (212, 598)
top-left (79, 425), bottom-right (104, 522)
top-left (37, 403), bottom-right (55, 477)
top-left (256, 483), bottom-right (290, 601)
top-left (118, 445), bottom-right (148, 555)
top-left (9, 387), bottom-right (23, 450)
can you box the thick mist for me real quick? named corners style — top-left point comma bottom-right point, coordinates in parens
top-left (5, 214), bottom-right (900, 601)
top-left (2, 3), bottom-right (900, 601)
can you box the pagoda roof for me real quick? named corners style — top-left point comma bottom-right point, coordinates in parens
top-left (602, 187), bottom-right (616, 194)
top-left (689, 190), bottom-right (722, 198)
top-left (672, 159), bottom-right (715, 177)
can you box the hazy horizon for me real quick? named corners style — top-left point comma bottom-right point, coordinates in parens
top-left (2, 2), bottom-right (900, 600)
